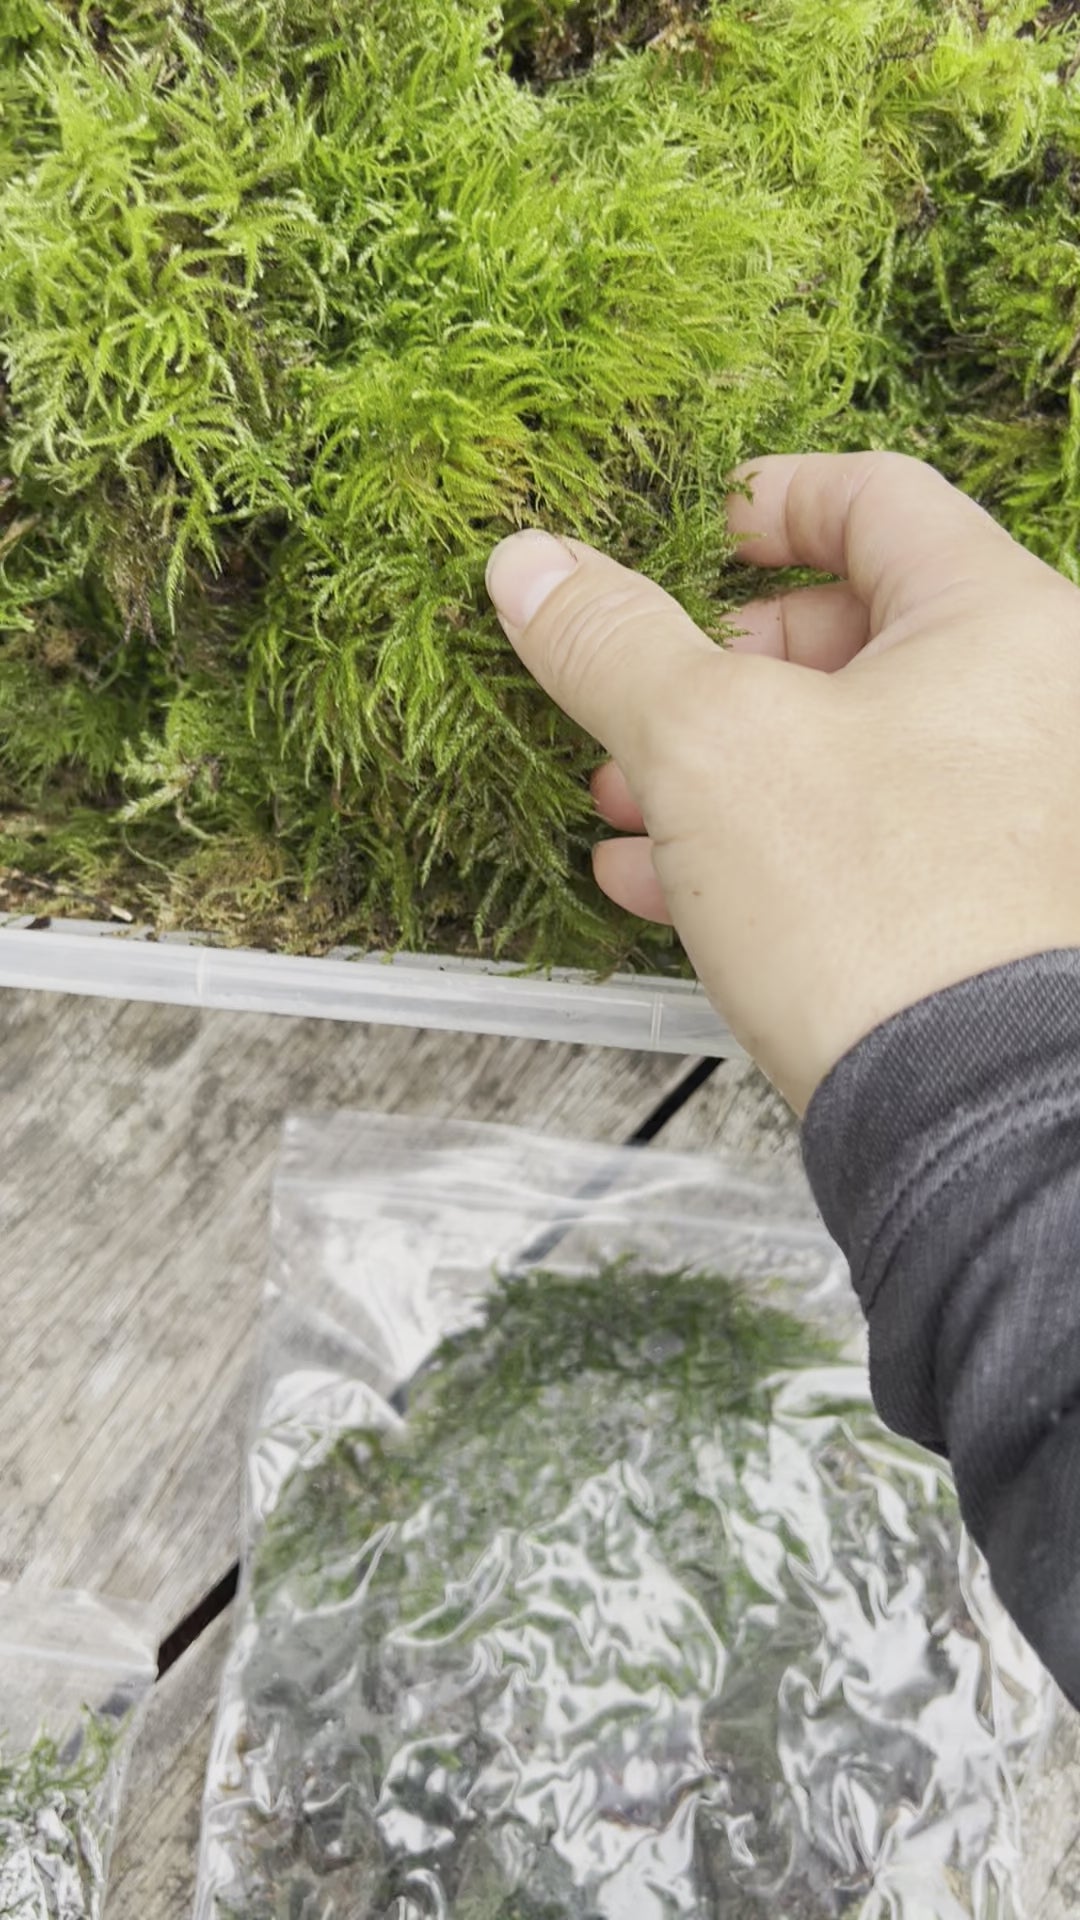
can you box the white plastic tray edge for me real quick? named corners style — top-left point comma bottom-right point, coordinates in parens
top-left (0, 918), bottom-right (736, 1056)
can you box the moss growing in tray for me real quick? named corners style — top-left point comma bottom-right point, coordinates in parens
top-left (1, 1), bottom-right (1079, 961)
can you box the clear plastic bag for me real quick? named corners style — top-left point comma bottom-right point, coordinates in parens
top-left (196, 1113), bottom-right (1054, 1920)
top-left (0, 1584), bottom-right (155, 1919)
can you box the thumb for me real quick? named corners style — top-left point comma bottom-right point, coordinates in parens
top-left (485, 529), bottom-right (722, 778)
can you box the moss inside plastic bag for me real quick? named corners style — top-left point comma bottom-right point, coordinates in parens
top-left (205, 1262), bottom-right (1033, 1919)
top-left (0, 1587), bottom-right (154, 1920)
top-left (0, 1712), bottom-right (128, 1920)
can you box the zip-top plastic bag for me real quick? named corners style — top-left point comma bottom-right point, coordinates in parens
top-left (196, 1113), bottom-right (1054, 1919)
top-left (0, 1584), bottom-right (155, 1919)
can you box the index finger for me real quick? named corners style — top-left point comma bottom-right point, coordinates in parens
top-left (727, 451), bottom-right (1019, 631)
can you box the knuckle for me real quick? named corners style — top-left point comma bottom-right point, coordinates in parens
top-left (543, 582), bottom-right (645, 697)
top-left (847, 450), bottom-right (944, 517)
top-left (859, 449), bottom-right (931, 488)
top-left (868, 449), bottom-right (922, 480)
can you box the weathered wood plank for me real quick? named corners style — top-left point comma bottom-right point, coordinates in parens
top-left (1018, 1700), bottom-right (1080, 1920)
top-left (659, 1054), bottom-right (803, 1180)
top-left (108, 1610), bottom-right (232, 1919)
top-left (0, 988), bottom-right (693, 1632)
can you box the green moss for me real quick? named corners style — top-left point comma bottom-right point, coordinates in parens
top-left (1, 1), bottom-right (1078, 959)
top-left (0, 1710), bottom-right (123, 1919)
top-left (211, 1264), bottom-right (992, 1916)
top-left (224, 1267), bottom-right (859, 1915)
top-left (253, 1263), bottom-right (832, 1618)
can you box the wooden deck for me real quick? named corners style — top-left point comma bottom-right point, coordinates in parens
top-left (1, 986), bottom-right (1076, 1915)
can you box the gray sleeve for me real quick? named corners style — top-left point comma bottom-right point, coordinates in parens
top-left (801, 950), bottom-right (1080, 1708)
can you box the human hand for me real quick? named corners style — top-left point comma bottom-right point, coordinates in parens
top-left (486, 453), bottom-right (1080, 1111)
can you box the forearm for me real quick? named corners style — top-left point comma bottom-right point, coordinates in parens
top-left (802, 951), bottom-right (1080, 1707)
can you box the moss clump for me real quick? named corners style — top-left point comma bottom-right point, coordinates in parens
top-left (0, 1711), bottom-right (124, 1919)
top-left (207, 1266), bottom-right (1003, 1917)
top-left (216, 1269), bottom-right (850, 1915)
top-left (1, 1), bottom-right (1078, 959)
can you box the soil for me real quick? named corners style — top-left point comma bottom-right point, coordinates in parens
top-left (506, 0), bottom-right (714, 87)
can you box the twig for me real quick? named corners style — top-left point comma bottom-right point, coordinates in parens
top-left (0, 865), bottom-right (135, 924)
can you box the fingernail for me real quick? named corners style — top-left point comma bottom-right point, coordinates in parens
top-left (485, 529), bottom-right (577, 630)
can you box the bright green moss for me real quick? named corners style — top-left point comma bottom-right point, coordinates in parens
top-left (1, 0), bottom-right (1077, 958)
